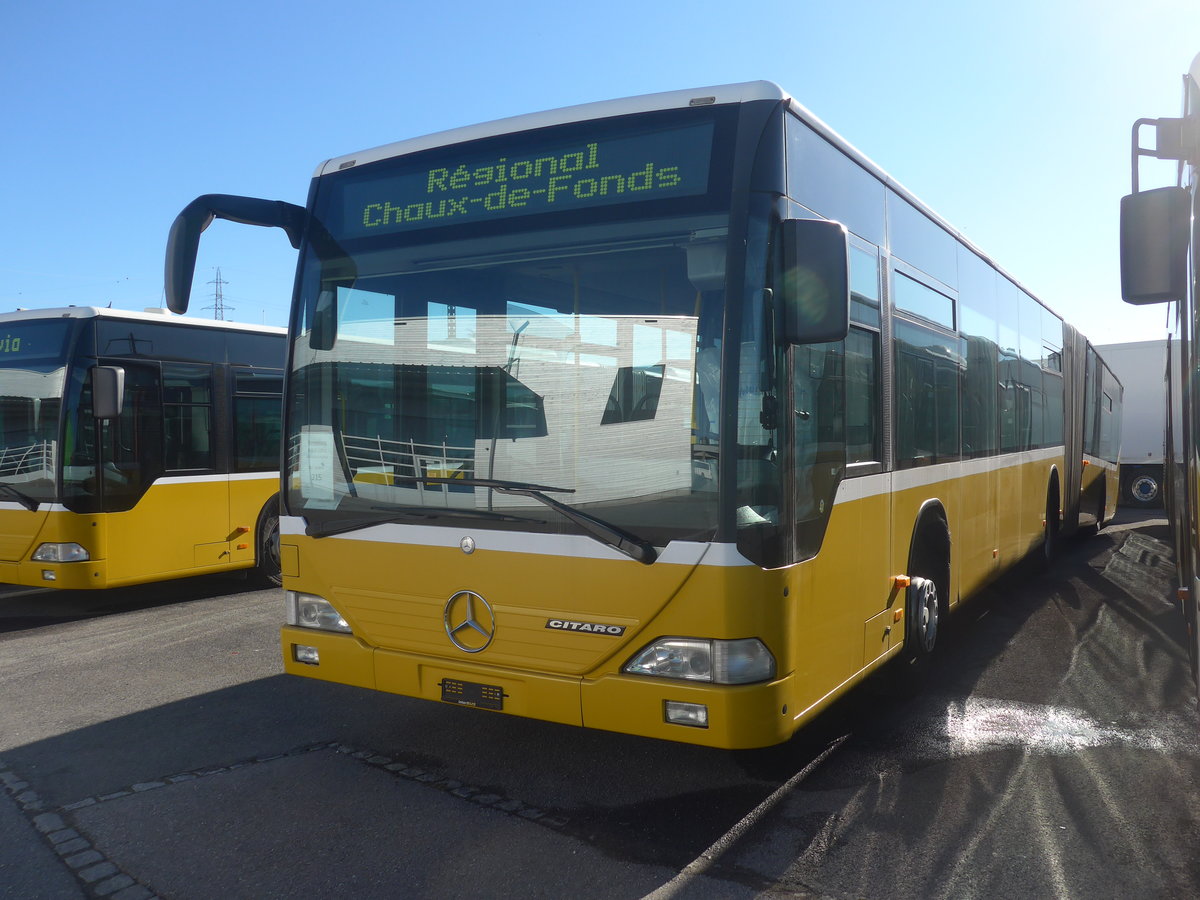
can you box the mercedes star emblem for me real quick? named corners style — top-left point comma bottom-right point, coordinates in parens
top-left (444, 590), bottom-right (495, 653)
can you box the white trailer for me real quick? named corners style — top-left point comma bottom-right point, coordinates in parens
top-left (1097, 339), bottom-right (1167, 507)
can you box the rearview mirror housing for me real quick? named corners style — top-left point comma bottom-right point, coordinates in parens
top-left (1120, 186), bottom-right (1190, 305)
top-left (778, 218), bottom-right (851, 344)
top-left (92, 366), bottom-right (125, 420)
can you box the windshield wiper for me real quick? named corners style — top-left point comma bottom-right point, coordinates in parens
top-left (393, 476), bottom-right (659, 565)
top-left (306, 504), bottom-right (544, 538)
top-left (0, 483), bottom-right (39, 512)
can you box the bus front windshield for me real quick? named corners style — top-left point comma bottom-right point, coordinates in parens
top-left (286, 110), bottom-right (738, 548)
top-left (0, 320), bottom-right (74, 506)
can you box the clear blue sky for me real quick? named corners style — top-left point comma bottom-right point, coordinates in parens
top-left (2, 0), bottom-right (1195, 346)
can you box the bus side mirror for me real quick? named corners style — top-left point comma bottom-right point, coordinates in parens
top-left (778, 218), bottom-right (851, 344)
top-left (92, 366), bottom-right (125, 420)
top-left (165, 194), bottom-right (306, 315)
top-left (1120, 187), bottom-right (1191, 305)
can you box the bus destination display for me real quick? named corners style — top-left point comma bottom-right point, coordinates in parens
top-left (0, 321), bottom-right (73, 361)
top-left (340, 121), bottom-right (715, 237)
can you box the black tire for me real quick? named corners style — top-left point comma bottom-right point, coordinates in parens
top-left (254, 501), bottom-right (282, 588)
top-left (901, 513), bottom-right (950, 672)
top-left (906, 576), bottom-right (941, 660)
top-left (1039, 485), bottom-right (1061, 570)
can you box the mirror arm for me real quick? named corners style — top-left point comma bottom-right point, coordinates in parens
top-left (1130, 115), bottom-right (1200, 194)
top-left (164, 194), bottom-right (306, 315)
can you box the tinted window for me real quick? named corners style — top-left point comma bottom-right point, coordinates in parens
top-left (163, 363), bottom-right (213, 471)
top-left (1041, 306), bottom-right (1063, 371)
top-left (97, 321), bottom-right (224, 363)
top-left (962, 332), bottom-right (999, 457)
top-left (958, 249), bottom-right (1000, 457)
top-left (98, 363), bottom-right (164, 511)
top-left (234, 369), bottom-right (284, 472)
top-left (1044, 371), bottom-right (1064, 446)
top-left (895, 319), bottom-right (961, 467)
top-left (850, 246), bottom-right (881, 328)
top-left (228, 331), bottom-right (286, 367)
top-left (235, 395), bottom-right (282, 472)
top-left (786, 116), bottom-right (885, 245)
top-left (894, 271), bottom-right (955, 330)
top-left (996, 280), bottom-right (1022, 359)
top-left (846, 327), bottom-right (880, 464)
top-left (1000, 354), bottom-right (1037, 453)
top-left (888, 192), bottom-right (957, 287)
top-left (1018, 292), bottom-right (1044, 367)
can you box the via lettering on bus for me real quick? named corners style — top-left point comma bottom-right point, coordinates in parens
top-left (426, 143), bottom-right (600, 193)
top-left (0, 334), bottom-right (21, 353)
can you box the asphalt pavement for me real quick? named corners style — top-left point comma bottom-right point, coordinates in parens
top-left (1, 509), bottom-right (1197, 900)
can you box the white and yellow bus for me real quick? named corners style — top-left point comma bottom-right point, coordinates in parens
top-left (1121, 51), bottom-right (1200, 688)
top-left (166, 82), bottom-right (1119, 748)
top-left (0, 307), bottom-right (285, 590)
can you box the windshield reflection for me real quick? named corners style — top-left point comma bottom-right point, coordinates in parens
top-left (287, 224), bottom-right (726, 545)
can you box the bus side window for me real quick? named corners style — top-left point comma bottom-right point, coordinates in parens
top-left (845, 327), bottom-right (879, 465)
top-left (163, 363), bottom-right (214, 472)
top-left (894, 318), bottom-right (962, 467)
top-left (234, 372), bottom-right (283, 472)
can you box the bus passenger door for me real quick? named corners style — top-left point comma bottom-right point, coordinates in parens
top-left (160, 363), bottom-right (228, 571)
top-left (790, 328), bottom-right (891, 706)
top-left (98, 362), bottom-right (173, 582)
top-left (840, 327), bottom-right (894, 672)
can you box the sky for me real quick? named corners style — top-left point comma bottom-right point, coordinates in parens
top-left (1, 0), bottom-right (1196, 347)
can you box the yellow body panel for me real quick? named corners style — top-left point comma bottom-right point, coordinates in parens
top-left (281, 451), bottom-right (1071, 748)
top-left (0, 475), bottom-right (277, 589)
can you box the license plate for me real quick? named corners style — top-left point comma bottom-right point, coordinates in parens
top-left (439, 678), bottom-right (505, 710)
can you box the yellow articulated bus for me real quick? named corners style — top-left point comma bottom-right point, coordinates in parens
top-left (0, 307), bottom-right (286, 590)
top-left (1120, 51), bottom-right (1200, 688)
top-left (165, 82), bottom-right (1120, 749)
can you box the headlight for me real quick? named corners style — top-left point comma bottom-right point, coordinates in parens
top-left (31, 543), bottom-right (89, 563)
top-left (623, 637), bottom-right (775, 685)
top-left (286, 591), bottom-right (352, 633)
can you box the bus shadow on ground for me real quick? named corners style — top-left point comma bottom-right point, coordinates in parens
top-left (0, 572), bottom-right (273, 634)
top-left (732, 513), bottom-right (1184, 780)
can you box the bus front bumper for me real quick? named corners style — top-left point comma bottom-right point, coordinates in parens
top-left (281, 625), bottom-right (795, 750)
top-left (0, 559), bottom-right (108, 590)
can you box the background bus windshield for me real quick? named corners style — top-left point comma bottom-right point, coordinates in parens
top-left (0, 320), bottom-right (74, 502)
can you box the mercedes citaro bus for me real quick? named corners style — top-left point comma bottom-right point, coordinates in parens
top-left (165, 82), bottom-right (1119, 748)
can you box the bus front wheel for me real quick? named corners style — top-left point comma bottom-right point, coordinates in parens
top-left (902, 511), bottom-right (950, 671)
top-left (254, 500), bottom-right (282, 588)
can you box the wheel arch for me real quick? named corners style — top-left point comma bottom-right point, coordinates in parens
top-left (905, 499), bottom-right (951, 597)
top-left (901, 498), bottom-right (952, 664)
